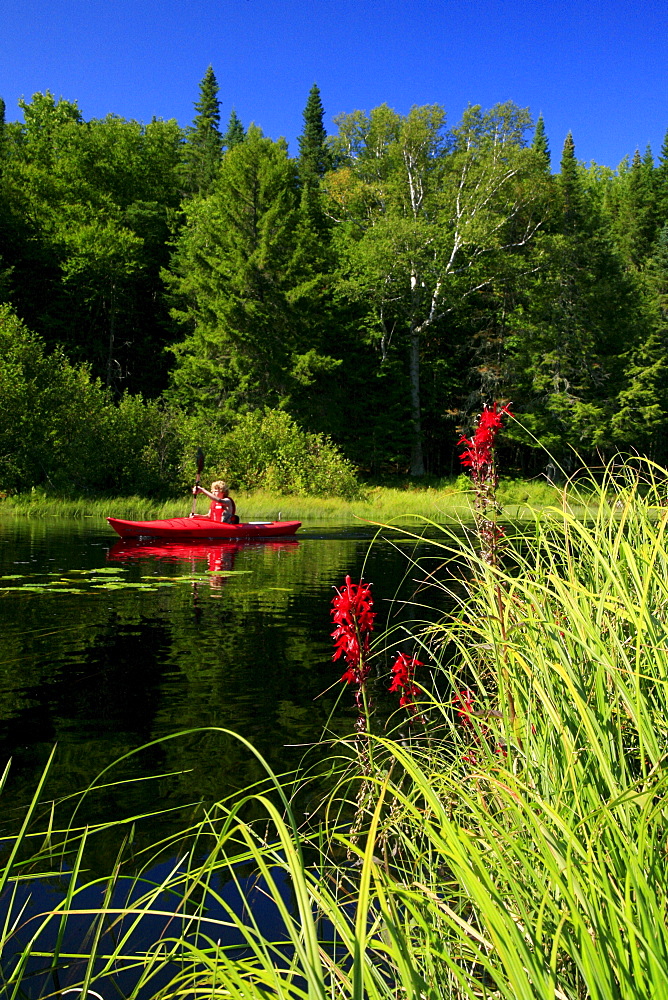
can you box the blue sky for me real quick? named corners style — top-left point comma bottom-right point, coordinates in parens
top-left (2, 0), bottom-right (667, 170)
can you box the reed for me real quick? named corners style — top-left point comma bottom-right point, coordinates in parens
top-left (1, 459), bottom-right (665, 997)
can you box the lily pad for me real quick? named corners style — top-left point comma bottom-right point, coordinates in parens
top-left (0, 574), bottom-right (26, 581)
top-left (205, 569), bottom-right (252, 575)
top-left (88, 567), bottom-right (128, 575)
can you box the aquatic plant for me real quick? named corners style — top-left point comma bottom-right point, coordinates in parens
top-left (331, 574), bottom-right (375, 723)
top-left (388, 651), bottom-right (423, 719)
top-left (458, 401), bottom-right (512, 564)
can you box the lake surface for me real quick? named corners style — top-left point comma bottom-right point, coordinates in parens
top-left (0, 516), bottom-right (449, 843)
top-left (0, 515), bottom-right (460, 997)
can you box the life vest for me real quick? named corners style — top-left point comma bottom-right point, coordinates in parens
top-left (209, 496), bottom-right (236, 522)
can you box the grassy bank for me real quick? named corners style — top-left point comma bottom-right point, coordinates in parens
top-left (0, 476), bottom-right (563, 522)
top-left (3, 463), bottom-right (664, 997)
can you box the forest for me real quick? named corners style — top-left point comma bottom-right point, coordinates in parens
top-left (1, 67), bottom-right (668, 496)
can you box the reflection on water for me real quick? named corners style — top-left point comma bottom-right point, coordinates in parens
top-left (0, 517), bottom-right (440, 840)
top-left (108, 536), bottom-right (300, 565)
top-left (108, 537), bottom-right (300, 589)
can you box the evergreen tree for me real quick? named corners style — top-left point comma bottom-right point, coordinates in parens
top-left (223, 109), bottom-right (245, 150)
top-left (559, 131), bottom-right (585, 234)
top-left (531, 114), bottom-right (550, 171)
top-left (657, 127), bottom-right (668, 225)
top-left (627, 145), bottom-right (658, 265)
top-left (603, 144), bottom-right (657, 271)
top-left (166, 126), bottom-right (338, 419)
top-left (298, 84), bottom-right (332, 180)
top-left (504, 131), bottom-right (640, 457)
top-left (296, 84), bottom-right (332, 235)
top-left (0, 96), bottom-right (6, 186)
top-left (181, 66), bottom-right (223, 196)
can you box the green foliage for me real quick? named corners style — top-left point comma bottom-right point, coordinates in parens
top-left (3, 84), bottom-right (668, 478)
top-left (328, 100), bottom-right (545, 475)
top-left (179, 407), bottom-right (363, 499)
top-left (502, 133), bottom-right (653, 457)
top-left (0, 96), bottom-right (182, 393)
top-left (0, 305), bottom-right (181, 495)
top-left (298, 84), bottom-right (331, 179)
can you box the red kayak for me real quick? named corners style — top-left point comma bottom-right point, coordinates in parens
top-left (107, 516), bottom-right (301, 540)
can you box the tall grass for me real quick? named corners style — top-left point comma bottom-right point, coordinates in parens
top-left (2, 460), bottom-right (667, 997)
top-left (0, 477), bottom-right (562, 522)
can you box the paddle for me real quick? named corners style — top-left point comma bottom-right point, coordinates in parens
top-left (190, 448), bottom-right (205, 516)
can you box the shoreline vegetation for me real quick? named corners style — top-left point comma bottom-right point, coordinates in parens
top-left (3, 86), bottom-right (668, 504)
top-left (0, 477), bottom-right (567, 523)
top-left (2, 459), bottom-right (668, 996)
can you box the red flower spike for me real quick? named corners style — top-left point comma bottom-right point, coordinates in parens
top-left (458, 402), bottom-right (512, 566)
top-left (389, 651), bottom-right (423, 717)
top-left (453, 688), bottom-right (476, 726)
top-left (331, 575), bottom-right (375, 692)
top-left (458, 402), bottom-right (512, 479)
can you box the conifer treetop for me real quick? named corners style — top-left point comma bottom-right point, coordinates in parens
top-left (531, 113), bottom-right (550, 170)
top-left (298, 83), bottom-right (332, 178)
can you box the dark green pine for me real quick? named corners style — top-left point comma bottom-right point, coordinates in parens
top-left (298, 84), bottom-right (332, 180)
top-left (657, 127), bottom-right (668, 222)
top-left (0, 97), bottom-right (5, 162)
top-left (659, 127), bottom-right (668, 173)
top-left (193, 65), bottom-right (222, 138)
top-left (559, 131), bottom-right (585, 234)
top-left (223, 109), bottom-right (245, 150)
top-left (531, 114), bottom-right (550, 171)
top-left (182, 65), bottom-right (223, 196)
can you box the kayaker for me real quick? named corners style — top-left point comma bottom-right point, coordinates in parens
top-left (192, 481), bottom-right (239, 523)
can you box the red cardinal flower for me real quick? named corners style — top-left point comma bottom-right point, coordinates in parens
top-left (458, 402), bottom-right (512, 566)
top-left (389, 651), bottom-right (423, 716)
top-left (332, 576), bottom-right (375, 699)
top-left (458, 402), bottom-right (513, 479)
top-left (452, 688), bottom-right (476, 726)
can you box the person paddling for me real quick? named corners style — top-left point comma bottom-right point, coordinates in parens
top-left (192, 481), bottom-right (239, 523)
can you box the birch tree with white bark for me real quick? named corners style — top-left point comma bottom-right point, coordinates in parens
top-left (326, 101), bottom-right (546, 475)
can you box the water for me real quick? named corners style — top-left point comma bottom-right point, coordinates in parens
top-left (0, 516), bottom-right (445, 831)
top-left (0, 515), bottom-right (455, 996)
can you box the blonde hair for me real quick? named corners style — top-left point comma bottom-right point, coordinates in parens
top-left (211, 480), bottom-right (228, 493)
